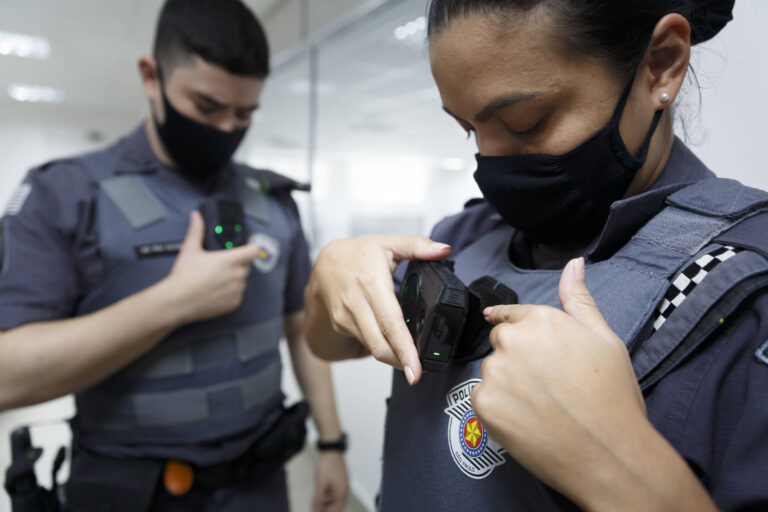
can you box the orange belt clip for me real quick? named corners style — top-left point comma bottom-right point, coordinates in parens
top-left (163, 460), bottom-right (194, 496)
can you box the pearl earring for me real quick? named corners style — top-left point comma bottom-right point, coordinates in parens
top-left (660, 92), bottom-right (671, 103)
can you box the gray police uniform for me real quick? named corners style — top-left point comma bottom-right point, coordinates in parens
top-left (0, 125), bottom-right (312, 511)
top-left (380, 140), bottom-right (768, 511)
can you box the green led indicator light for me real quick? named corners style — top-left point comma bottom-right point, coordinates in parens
top-left (718, 317), bottom-right (725, 325)
top-left (215, 225), bottom-right (223, 235)
top-left (433, 352), bottom-right (441, 357)
top-left (235, 224), bottom-right (243, 233)
top-left (225, 241), bottom-right (234, 249)
top-left (406, 318), bottom-right (411, 324)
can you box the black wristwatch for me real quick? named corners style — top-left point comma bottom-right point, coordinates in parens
top-left (316, 433), bottom-right (348, 452)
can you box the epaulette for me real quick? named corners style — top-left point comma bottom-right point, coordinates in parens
top-left (463, 197), bottom-right (485, 209)
top-left (238, 166), bottom-right (311, 194)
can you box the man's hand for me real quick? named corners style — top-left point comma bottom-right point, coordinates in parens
top-left (312, 452), bottom-right (349, 512)
top-left (162, 211), bottom-right (264, 324)
top-left (305, 235), bottom-right (451, 384)
top-left (471, 257), bottom-right (717, 512)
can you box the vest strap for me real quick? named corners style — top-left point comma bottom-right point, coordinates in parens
top-left (631, 178), bottom-right (768, 257)
top-left (79, 357), bottom-right (282, 431)
top-left (639, 270), bottom-right (768, 390)
top-left (133, 358), bottom-right (282, 427)
top-left (633, 249), bottom-right (768, 388)
top-left (122, 318), bottom-right (283, 381)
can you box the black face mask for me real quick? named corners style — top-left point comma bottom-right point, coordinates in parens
top-left (154, 84), bottom-right (247, 181)
top-left (473, 80), bottom-right (663, 244)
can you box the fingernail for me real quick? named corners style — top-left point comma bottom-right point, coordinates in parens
top-left (405, 366), bottom-right (416, 385)
top-left (429, 243), bottom-right (450, 252)
top-left (574, 257), bottom-right (585, 282)
top-left (483, 307), bottom-right (492, 317)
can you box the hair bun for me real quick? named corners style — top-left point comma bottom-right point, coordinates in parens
top-left (689, 0), bottom-right (735, 44)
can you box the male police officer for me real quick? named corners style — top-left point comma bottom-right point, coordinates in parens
top-left (0, 1), bottom-right (348, 511)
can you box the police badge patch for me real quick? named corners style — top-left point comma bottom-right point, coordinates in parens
top-left (249, 232), bottom-right (280, 273)
top-left (444, 379), bottom-right (507, 479)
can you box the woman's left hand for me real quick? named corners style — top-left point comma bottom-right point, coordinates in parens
top-left (471, 257), bottom-right (649, 507)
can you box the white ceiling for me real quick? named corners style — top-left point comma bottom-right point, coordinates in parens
top-left (0, 0), bottom-right (283, 115)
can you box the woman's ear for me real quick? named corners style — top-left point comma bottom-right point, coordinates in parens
top-left (642, 13), bottom-right (692, 109)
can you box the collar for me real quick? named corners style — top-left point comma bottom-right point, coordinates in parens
top-left (587, 137), bottom-right (716, 261)
top-left (111, 123), bottom-right (164, 175)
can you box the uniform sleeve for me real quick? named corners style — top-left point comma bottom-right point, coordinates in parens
top-left (281, 193), bottom-right (311, 314)
top-left (0, 162), bottom-right (93, 329)
top-left (678, 291), bottom-right (768, 511)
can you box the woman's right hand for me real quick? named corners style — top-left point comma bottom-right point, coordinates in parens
top-left (305, 235), bottom-right (451, 385)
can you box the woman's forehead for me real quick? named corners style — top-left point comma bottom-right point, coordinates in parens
top-left (428, 14), bottom-right (586, 108)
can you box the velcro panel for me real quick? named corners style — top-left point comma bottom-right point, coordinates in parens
top-left (235, 318), bottom-right (283, 362)
top-left (241, 178), bottom-right (270, 223)
top-left (241, 358), bottom-right (282, 411)
top-left (133, 388), bottom-right (210, 426)
top-left (102, 175), bottom-right (167, 230)
top-left (666, 178), bottom-right (768, 219)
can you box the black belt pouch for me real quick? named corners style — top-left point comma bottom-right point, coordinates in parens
top-left (64, 450), bottom-right (162, 512)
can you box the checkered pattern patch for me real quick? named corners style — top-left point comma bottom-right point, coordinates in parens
top-left (653, 245), bottom-right (744, 331)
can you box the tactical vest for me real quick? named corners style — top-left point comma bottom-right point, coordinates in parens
top-left (380, 178), bottom-right (768, 511)
top-left (70, 148), bottom-right (304, 447)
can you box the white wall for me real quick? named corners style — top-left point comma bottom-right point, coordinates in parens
top-left (687, 1), bottom-right (768, 190)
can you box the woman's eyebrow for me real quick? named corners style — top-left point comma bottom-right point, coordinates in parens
top-left (474, 92), bottom-right (543, 122)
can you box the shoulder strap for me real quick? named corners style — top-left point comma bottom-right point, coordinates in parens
top-left (234, 165), bottom-right (309, 224)
top-left (628, 178), bottom-right (768, 260)
top-left (714, 210), bottom-right (768, 259)
top-left (80, 149), bottom-right (167, 230)
top-left (629, 181), bottom-right (768, 389)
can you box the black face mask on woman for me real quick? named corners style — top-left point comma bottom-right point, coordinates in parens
top-left (473, 80), bottom-right (663, 244)
top-left (154, 83), bottom-right (247, 181)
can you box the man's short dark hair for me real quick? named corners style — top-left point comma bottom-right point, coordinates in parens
top-left (153, 0), bottom-right (270, 78)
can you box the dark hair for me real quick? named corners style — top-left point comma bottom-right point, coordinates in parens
top-left (153, 0), bottom-right (270, 78)
top-left (427, 0), bottom-right (734, 81)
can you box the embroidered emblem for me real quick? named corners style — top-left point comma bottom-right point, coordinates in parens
top-left (444, 379), bottom-right (506, 479)
top-left (249, 233), bottom-right (280, 273)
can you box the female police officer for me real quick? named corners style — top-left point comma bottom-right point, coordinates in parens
top-left (305, 1), bottom-right (768, 510)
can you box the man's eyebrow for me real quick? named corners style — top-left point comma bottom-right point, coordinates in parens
top-left (474, 92), bottom-right (543, 123)
top-left (192, 92), bottom-right (226, 108)
top-left (192, 91), bottom-right (259, 111)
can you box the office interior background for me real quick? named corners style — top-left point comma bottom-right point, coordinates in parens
top-left (0, 0), bottom-right (766, 510)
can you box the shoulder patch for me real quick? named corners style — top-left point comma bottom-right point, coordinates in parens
top-left (653, 245), bottom-right (743, 331)
top-left (443, 379), bottom-right (507, 479)
top-left (756, 340), bottom-right (768, 367)
top-left (4, 183), bottom-right (32, 216)
top-left (249, 232), bottom-right (281, 273)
